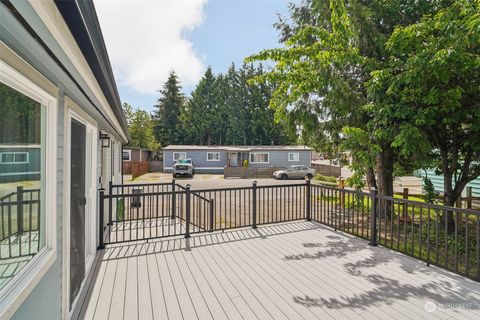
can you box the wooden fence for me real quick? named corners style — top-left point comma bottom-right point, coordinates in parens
top-left (394, 186), bottom-right (480, 209)
top-left (123, 161), bottom-right (150, 179)
top-left (310, 163), bottom-right (341, 177)
top-left (332, 179), bottom-right (480, 210)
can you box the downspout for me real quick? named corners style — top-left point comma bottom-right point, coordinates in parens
top-left (121, 144), bottom-right (125, 185)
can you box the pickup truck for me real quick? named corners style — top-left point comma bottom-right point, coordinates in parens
top-left (172, 158), bottom-right (195, 178)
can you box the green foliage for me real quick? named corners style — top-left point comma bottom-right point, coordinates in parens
top-left (123, 103), bottom-right (159, 150)
top-left (423, 177), bottom-right (436, 204)
top-left (246, 0), bottom-right (450, 194)
top-left (369, 0), bottom-right (480, 205)
top-left (180, 64), bottom-right (296, 145)
top-left (313, 174), bottom-right (337, 183)
top-left (152, 71), bottom-right (185, 146)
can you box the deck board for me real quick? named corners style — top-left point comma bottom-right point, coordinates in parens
top-left (84, 221), bottom-right (480, 320)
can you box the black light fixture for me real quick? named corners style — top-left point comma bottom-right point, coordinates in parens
top-left (99, 132), bottom-right (110, 148)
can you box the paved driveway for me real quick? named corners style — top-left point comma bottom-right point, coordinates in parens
top-left (124, 172), bottom-right (306, 189)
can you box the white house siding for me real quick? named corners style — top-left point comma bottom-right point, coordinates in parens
top-left (1, 2), bottom-right (128, 319)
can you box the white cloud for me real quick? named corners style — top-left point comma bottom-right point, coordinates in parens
top-left (94, 0), bottom-right (207, 94)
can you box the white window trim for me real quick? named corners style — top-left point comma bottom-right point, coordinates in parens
top-left (0, 60), bottom-right (57, 319)
top-left (173, 152), bottom-right (186, 161)
top-left (206, 152), bottom-right (221, 161)
top-left (122, 149), bottom-right (131, 161)
top-left (0, 152), bottom-right (30, 164)
top-left (288, 152), bottom-right (300, 162)
top-left (249, 152), bottom-right (270, 164)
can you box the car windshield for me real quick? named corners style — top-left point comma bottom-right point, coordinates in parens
top-left (177, 159), bottom-right (192, 164)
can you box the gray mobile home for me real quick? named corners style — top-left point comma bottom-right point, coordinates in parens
top-left (163, 145), bottom-right (312, 174)
top-left (122, 147), bottom-right (153, 163)
top-left (0, 1), bottom-right (129, 319)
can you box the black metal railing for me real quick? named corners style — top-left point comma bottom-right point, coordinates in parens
top-left (98, 180), bottom-right (480, 281)
top-left (310, 183), bottom-right (480, 281)
top-left (0, 187), bottom-right (41, 260)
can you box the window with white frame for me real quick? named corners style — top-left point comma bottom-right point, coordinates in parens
top-left (0, 61), bottom-right (57, 314)
top-left (173, 152), bottom-right (186, 161)
top-left (207, 152), bottom-right (220, 161)
top-left (0, 152), bottom-right (29, 164)
top-left (250, 152), bottom-right (269, 163)
top-left (288, 152), bottom-right (300, 162)
top-left (122, 149), bottom-right (131, 161)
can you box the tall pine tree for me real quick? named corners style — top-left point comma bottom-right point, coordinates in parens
top-left (153, 71), bottom-right (184, 146)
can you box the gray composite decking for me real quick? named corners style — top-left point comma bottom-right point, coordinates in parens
top-left (83, 221), bottom-right (480, 320)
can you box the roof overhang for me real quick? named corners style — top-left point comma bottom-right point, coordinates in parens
top-left (54, 0), bottom-right (129, 141)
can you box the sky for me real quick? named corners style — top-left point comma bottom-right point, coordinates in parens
top-left (94, 0), bottom-right (296, 112)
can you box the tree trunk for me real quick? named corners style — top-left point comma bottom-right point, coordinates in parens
top-left (376, 145), bottom-right (394, 222)
top-left (365, 166), bottom-right (377, 190)
top-left (442, 159), bottom-right (456, 233)
top-left (376, 146), bottom-right (394, 197)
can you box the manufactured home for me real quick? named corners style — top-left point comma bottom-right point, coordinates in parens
top-left (163, 145), bottom-right (312, 174)
top-left (122, 147), bottom-right (154, 163)
top-left (0, 1), bottom-right (128, 319)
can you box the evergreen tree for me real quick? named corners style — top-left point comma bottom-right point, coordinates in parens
top-left (181, 67), bottom-right (217, 145)
top-left (179, 64), bottom-right (296, 146)
top-left (153, 71), bottom-right (184, 146)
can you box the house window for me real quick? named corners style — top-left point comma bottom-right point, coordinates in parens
top-left (173, 152), bottom-right (186, 161)
top-left (250, 152), bottom-right (269, 164)
top-left (207, 152), bottom-right (220, 161)
top-left (122, 150), bottom-right (131, 161)
top-left (288, 152), bottom-right (300, 162)
top-left (0, 152), bottom-right (29, 164)
top-left (0, 62), bottom-right (57, 312)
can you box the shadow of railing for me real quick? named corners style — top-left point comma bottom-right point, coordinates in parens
top-left (101, 220), bottom-right (319, 261)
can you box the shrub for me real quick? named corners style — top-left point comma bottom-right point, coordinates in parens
top-left (313, 174), bottom-right (337, 183)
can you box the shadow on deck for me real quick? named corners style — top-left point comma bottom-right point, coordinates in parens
top-left (79, 221), bottom-right (480, 320)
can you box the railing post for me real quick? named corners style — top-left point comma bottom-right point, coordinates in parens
top-left (209, 199), bottom-right (214, 232)
top-left (16, 186), bottom-right (24, 234)
top-left (98, 188), bottom-right (105, 249)
top-left (306, 178), bottom-right (311, 221)
top-left (171, 179), bottom-right (176, 219)
top-left (252, 181), bottom-right (257, 229)
top-left (402, 188), bottom-right (408, 222)
top-left (185, 184), bottom-right (191, 238)
top-left (108, 181), bottom-right (113, 225)
top-left (369, 188), bottom-right (378, 246)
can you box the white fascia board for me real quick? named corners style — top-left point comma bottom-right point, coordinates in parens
top-left (29, 0), bottom-right (128, 143)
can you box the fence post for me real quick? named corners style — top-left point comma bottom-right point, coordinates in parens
top-left (466, 186), bottom-right (472, 209)
top-left (108, 181), bottom-right (113, 225)
top-left (306, 178), bottom-right (311, 221)
top-left (456, 196), bottom-right (462, 208)
top-left (402, 188), bottom-right (408, 221)
top-left (209, 199), bottom-right (214, 232)
top-left (339, 178), bottom-right (345, 208)
top-left (171, 179), bottom-right (176, 219)
top-left (185, 184), bottom-right (191, 238)
top-left (369, 188), bottom-right (378, 246)
top-left (252, 181), bottom-right (257, 229)
top-left (98, 188), bottom-right (105, 249)
top-left (16, 186), bottom-right (24, 234)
